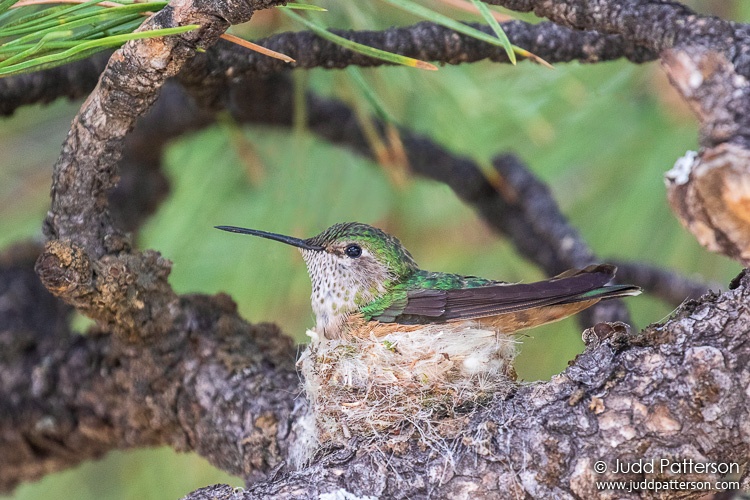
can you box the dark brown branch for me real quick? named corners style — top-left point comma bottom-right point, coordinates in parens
top-left (213, 20), bottom-right (654, 77)
top-left (484, 0), bottom-right (750, 266)
top-left (1, 244), bottom-right (300, 493)
top-left (612, 260), bottom-right (723, 305)
top-left (0, 19), bottom-right (655, 117)
top-left (0, 52), bottom-right (111, 117)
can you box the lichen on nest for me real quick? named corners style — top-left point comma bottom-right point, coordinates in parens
top-left (292, 324), bottom-right (518, 466)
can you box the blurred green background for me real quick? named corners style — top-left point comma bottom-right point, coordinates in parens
top-left (2, 0), bottom-right (745, 498)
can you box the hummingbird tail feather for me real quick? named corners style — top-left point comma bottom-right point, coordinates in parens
top-left (577, 284), bottom-right (642, 302)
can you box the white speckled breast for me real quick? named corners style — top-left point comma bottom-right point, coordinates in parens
top-left (302, 250), bottom-right (357, 336)
top-left (300, 248), bottom-right (389, 338)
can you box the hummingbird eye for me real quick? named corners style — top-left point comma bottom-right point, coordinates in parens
top-left (345, 244), bottom-right (362, 258)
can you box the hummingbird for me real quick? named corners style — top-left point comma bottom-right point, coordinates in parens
top-left (216, 222), bottom-right (641, 340)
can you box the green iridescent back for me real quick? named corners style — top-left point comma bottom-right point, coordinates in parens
top-left (399, 270), bottom-right (497, 290)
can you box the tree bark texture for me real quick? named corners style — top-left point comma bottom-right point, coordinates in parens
top-left (482, 0), bottom-right (750, 263)
top-left (0, 0), bottom-right (749, 498)
top-left (3, 242), bottom-right (748, 498)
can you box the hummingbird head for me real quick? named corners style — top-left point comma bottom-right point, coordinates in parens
top-left (216, 222), bottom-right (418, 337)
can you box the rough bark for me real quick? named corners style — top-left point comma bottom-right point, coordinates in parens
top-left (483, 0), bottom-right (750, 263)
top-left (0, 19), bottom-right (656, 117)
top-left (1, 0), bottom-right (749, 498)
top-left (196, 269), bottom-right (750, 499)
top-left (206, 19), bottom-right (655, 77)
top-left (3, 242), bottom-right (747, 498)
top-left (1, 245), bottom-right (300, 493)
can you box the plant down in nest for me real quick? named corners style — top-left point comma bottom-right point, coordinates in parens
top-left (292, 324), bottom-right (518, 466)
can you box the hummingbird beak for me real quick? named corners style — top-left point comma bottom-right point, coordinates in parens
top-left (215, 226), bottom-right (325, 251)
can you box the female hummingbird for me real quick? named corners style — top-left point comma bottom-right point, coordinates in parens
top-left (216, 222), bottom-right (641, 340)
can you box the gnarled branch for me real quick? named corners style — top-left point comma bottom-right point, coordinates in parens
top-left (2, 0), bottom-right (748, 497)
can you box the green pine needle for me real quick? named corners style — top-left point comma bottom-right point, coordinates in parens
top-left (0, 0), bottom-right (198, 78)
top-left (468, 0), bottom-right (515, 64)
top-left (0, 22), bottom-right (197, 77)
top-left (381, 0), bottom-right (525, 63)
top-left (283, 9), bottom-right (437, 71)
top-left (280, 3), bottom-right (327, 11)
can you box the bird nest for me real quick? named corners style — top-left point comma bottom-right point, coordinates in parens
top-left (292, 324), bottom-right (518, 466)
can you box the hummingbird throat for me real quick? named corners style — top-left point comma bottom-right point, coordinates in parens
top-left (300, 248), bottom-right (389, 338)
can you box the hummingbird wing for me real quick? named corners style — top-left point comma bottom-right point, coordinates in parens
top-left (361, 289), bottom-right (447, 322)
top-left (372, 264), bottom-right (638, 324)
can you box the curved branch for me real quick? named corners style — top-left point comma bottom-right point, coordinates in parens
top-left (1, 245), bottom-right (300, 493)
top-left (0, 19), bottom-right (655, 117)
top-left (38, 0), bottom-right (286, 343)
top-left (612, 260), bottom-right (723, 305)
top-left (43, 1), bottom-right (254, 252)
top-left (210, 274), bottom-right (750, 499)
top-left (213, 19), bottom-right (654, 77)
top-left (5, 227), bottom-right (748, 499)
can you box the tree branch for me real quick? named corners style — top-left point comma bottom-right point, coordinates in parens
top-left (0, 19), bottom-right (655, 117)
top-left (485, 0), bottom-right (750, 265)
top-left (213, 20), bottom-right (654, 77)
top-left (6, 0), bottom-right (748, 496)
top-left (210, 272), bottom-right (750, 499)
top-left (5, 228), bottom-right (749, 499)
top-left (1, 243), bottom-right (300, 493)
top-left (37, 0), bottom-right (286, 341)
top-left (0, 52), bottom-right (111, 116)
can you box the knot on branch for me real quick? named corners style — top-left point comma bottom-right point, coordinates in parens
top-left (666, 143), bottom-right (750, 265)
top-left (35, 240), bottom-right (177, 340)
top-left (581, 321), bottom-right (631, 348)
top-left (35, 240), bottom-right (92, 298)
